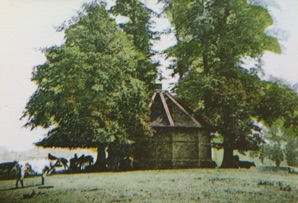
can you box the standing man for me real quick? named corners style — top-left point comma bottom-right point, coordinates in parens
top-left (12, 163), bottom-right (32, 188)
top-left (41, 163), bottom-right (55, 185)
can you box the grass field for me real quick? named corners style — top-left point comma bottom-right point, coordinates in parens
top-left (0, 167), bottom-right (297, 203)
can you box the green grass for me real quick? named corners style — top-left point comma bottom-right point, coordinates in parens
top-left (0, 168), bottom-right (297, 202)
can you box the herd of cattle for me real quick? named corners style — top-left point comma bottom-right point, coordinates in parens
top-left (0, 148), bottom-right (136, 188)
top-left (3, 150), bottom-right (287, 189)
top-left (0, 153), bottom-right (96, 188)
top-left (48, 153), bottom-right (95, 171)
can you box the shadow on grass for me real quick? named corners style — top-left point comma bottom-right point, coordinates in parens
top-left (38, 185), bottom-right (54, 189)
top-left (0, 184), bottom-right (37, 191)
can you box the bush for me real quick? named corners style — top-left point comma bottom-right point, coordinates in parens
top-left (259, 143), bottom-right (284, 167)
top-left (284, 138), bottom-right (298, 166)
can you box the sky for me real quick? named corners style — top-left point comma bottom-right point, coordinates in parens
top-left (0, 0), bottom-right (297, 152)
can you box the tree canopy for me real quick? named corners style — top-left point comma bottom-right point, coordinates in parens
top-left (163, 0), bottom-right (297, 167)
top-left (22, 3), bottom-right (156, 149)
top-left (165, 0), bottom-right (280, 77)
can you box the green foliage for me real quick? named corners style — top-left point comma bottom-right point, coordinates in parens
top-left (255, 81), bottom-right (298, 129)
top-left (260, 143), bottom-right (284, 167)
top-left (285, 138), bottom-right (298, 166)
top-left (165, 0), bottom-right (280, 76)
top-left (178, 67), bottom-right (262, 150)
top-left (22, 3), bottom-right (156, 148)
top-left (269, 143), bottom-right (284, 167)
top-left (260, 120), bottom-right (298, 167)
top-left (110, 0), bottom-right (158, 55)
top-left (109, 0), bottom-right (158, 88)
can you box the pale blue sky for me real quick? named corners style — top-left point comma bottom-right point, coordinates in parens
top-left (0, 0), bottom-right (297, 152)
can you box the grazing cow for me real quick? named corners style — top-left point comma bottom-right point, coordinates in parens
top-left (77, 154), bottom-right (94, 170)
top-left (69, 154), bottom-right (94, 171)
top-left (11, 162), bottom-right (34, 188)
top-left (238, 161), bottom-right (256, 169)
top-left (81, 155), bottom-right (94, 167)
top-left (288, 167), bottom-right (298, 174)
top-left (0, 161), bottom-right (18, 171)
top-left (77, 154), bottom-right (85, 170)
top-left (48, 153), bottom-right (69, 170)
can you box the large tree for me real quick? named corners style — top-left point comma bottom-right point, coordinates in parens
top-left (22, 3), bottom-right (156, 168)
top-left (163, 0), bottom-right (298, 167)
top-left (109, 0), bottom-right (159, 88)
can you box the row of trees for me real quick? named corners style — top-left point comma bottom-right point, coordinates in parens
top-left (22, 0), bottom-right (298, 168)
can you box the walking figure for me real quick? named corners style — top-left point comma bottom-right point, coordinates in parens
top-left (12, 162), bottom-right (33, 188)
top-left (41, 163), bottom-right (56, 185)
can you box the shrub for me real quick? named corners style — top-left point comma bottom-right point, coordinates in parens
top-left (259, 143), bottom-right (284, 167)
top-left (284, 138), bottom-right (298, 166)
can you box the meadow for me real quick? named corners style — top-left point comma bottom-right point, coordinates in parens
top-left (0, 167), bottom-right (297, 203)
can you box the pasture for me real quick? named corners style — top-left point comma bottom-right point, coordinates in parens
top-left (0, 168), bottom-right (297, 203)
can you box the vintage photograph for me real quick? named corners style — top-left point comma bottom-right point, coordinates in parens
top-left (0, 0), bottom-right (297, 202)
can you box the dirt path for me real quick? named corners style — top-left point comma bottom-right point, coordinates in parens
top-left (0, 168), bottom-right (297, 203)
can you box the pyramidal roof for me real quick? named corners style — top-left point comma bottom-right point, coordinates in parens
top-left (150, 90), bottom-right (210, 128)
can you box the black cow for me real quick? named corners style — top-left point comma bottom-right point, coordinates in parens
top-left (288, 167), bottom-right (298, 174)
top-left (0, 161), bottom-right (18, 170)
top-left (69, 154), bottom-right (94, 171)
top-left (81, 155), bottom-right (94, 167)
top-left (232, 155), bottom-right (256, 169)
top-left (238, 161), bottom-right (256, 169)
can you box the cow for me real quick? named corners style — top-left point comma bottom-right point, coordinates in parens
top-left (238, 161), bottom-right (256, 169)
top-left (0, 161), bottom-right (18, 171)
top-left (48, 153), bottom-right (69, 170)
top-left (77, 154), bottom-right (94, 170)
top-left (17, 159), bottom-right (60, 186)
top-left (80, 155), bottom-right (94, 168)
top-left (69, 154), bottom-right (94, 171)
top-left (231, 155), bottom-right (256, 169)
top-left (288, 166), bottom-right (298, 174)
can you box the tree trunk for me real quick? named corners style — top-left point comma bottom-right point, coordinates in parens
top-left (220, 144), bottom-right (235, 168)
top-left (94, 143), bottom-right (107, 170)
top-left (276, 160), bottom-right (281, 168)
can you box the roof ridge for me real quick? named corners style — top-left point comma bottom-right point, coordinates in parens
top-left (164, 92), bottom-right (202, 127)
